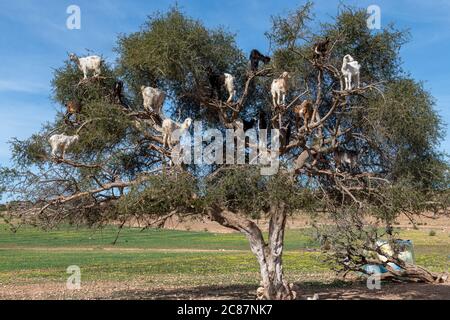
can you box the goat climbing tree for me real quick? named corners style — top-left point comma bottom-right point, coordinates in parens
top-left (1, 3), bottom-right (448, 300)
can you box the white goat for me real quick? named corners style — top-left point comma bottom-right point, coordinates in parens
top-left (49, 134), bottom-right (79, 158)
top-left (162, 118), bottom-right (193, 149)
top-left (141, 86), bottom-right (166, 114)
top-left (341, 54), bottom-right (361, 90)
top-left (224, 73), bottom-right (236, 103)
top-left (69, 53), bottom-right (102, 79)
top-left (271, 72), bottom-right (290, 108)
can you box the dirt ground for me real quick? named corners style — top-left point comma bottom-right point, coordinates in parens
top-left (159, 213), bottom-right (450, 233)
top-left (1, 281), bottom-right (449, 300)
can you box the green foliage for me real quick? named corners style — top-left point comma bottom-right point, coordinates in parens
top-left (9, 102), bottom-right (132, 168)
top-left (117, 7), bottom-right (246, 117)
top-left (52, 59), bottom-right (117, 106)
top-left (116, 172), bottom-right (200, 219)
top-left (10, 132), bottom-right (48, 167)
top-left (367, 179), bottom-right (432, 223)
top-left (364, 79), bottom-right (447, 189)
top-left (205, 167), bottom-right (319, 218)
top-left (266, 1), bottom-right (313, 48)
top-left (73, 102), bottom-right (132, 155)
top-left (327, 7), bottom-right (407, 82)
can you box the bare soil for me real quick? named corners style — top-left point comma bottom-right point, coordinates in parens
top-left (157, 213), bottom-right (450, 233)
top-left (0, 281), bottom-right (448, 300)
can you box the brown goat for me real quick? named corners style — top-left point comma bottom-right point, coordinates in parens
top-left (294, 100), bottom-right (313, 131)
top-left (65, 100), bottom-right (82, 115)
top-left (64, 100), bottom-right (82, 125)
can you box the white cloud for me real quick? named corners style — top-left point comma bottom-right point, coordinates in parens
top-left (0, 79), bottom-right (50, 94)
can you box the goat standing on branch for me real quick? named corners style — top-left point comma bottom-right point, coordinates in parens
top-left (162, 118), bottom-right (193, 149)
top-left (249, 49), bottom-right (271, 72)
top-left (69, 53), bottom-right (102, 80)
top-left (341, 55), bottom-right (361, 90)
top-left (224, 73), bottom-right (236, 103)
top-left (271, 72), bottom-right (291, 108)
top-left (113, 80), bottom-right (129, 108)
top-left (294, 100), bottom-right (313, 131)
top-left (207, 68), bottom-right (236, 103)
top-left (313, 37), bottom-right (330, 60)
top-left (141, 86), bottom-right (166, 115)
top-left (334, 148), bottom-right (358, 172)
top-left (49, 134), bottom-right (80, 159)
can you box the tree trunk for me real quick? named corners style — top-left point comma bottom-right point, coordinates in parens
top-left (383, 260), bottom-right (448, 284)
top-left (258, 203), bottom-right (296, 300)
top-left (207, 204), bottom-right (296, 300)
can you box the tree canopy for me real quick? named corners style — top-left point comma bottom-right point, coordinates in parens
top-left (1, 3), bottom-right (448, 299)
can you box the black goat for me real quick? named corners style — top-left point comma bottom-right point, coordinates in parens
top-left (243, 119), bottom-right (257, 131)
top-left (249, 49), bottom-right (271, 72)
top-left (112, 80), bottom-right (129, 108)
top-left (313, 37), bottom-right (330, 60)
top-left (207, 67), bottom-right (226, 99)
top-left (281, 124), bottom-right (292, 148)
top-left (259, 109), bottom-right (269, 130)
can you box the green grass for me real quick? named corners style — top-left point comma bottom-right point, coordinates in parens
top-left (0, 224), bottom-right (447, 286)
top-left (0, 249), bottom-right (329, 285)
top-left (0, 224), bottom-right (317, 251)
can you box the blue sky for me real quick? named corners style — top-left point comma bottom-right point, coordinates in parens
top-left (0, 0), bottom-right (449, 166)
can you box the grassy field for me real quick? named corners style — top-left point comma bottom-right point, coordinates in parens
top-left (0, 224), bottom-right (325, 286)
top-left (0, 223), bottom-right (448, 299)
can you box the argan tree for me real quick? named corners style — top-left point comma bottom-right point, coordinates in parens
top-left (1, 3), bottom-right (448, 299)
